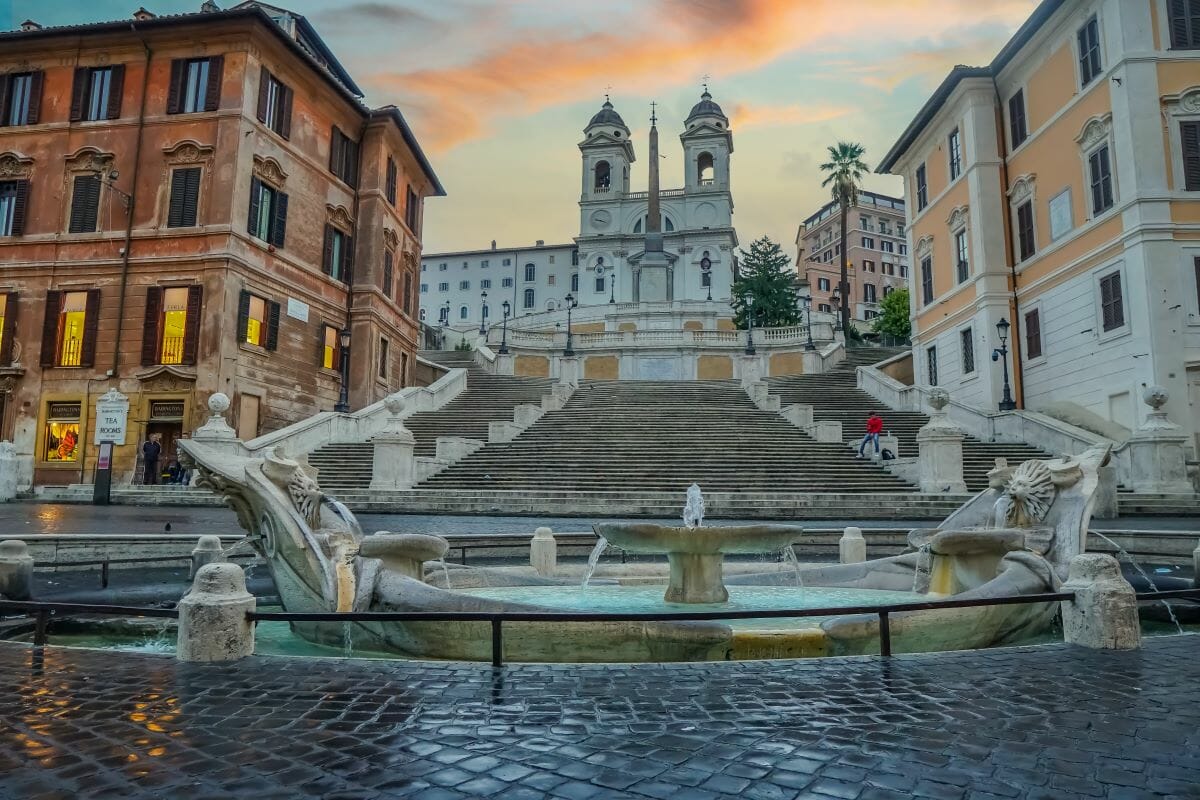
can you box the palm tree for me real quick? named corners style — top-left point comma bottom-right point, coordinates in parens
top-left (820, 141), bottom-right (869, 337)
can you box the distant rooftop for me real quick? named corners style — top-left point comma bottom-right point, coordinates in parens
top-left (802, 190), bottom-right (905, 231)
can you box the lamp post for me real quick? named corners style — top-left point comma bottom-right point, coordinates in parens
top-left (701, 255), bottom-right (712, 302)
top-left (743, 292), bottom-right (756, 355)
top-left (440, 300), bottom-right (450, 349)
top-left (831, 288), bottom-right (842, 332)
top-left (499, 300), bottom-right (511, 354)
top-left (334, 327), bottom-right (351, 413)
top-left (992, 317), bottom-right (1017, 411)
top-left (802, 295), bottom-right (816, 351)
top-left (608, 264), bottom-right (616, 304)
top-left (478, 289), bottom-right (488, 335)
top-left (563, 292), bottom-right (578, 356)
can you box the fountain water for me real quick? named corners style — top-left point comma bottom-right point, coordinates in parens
top-left (581, 537), bottom-right (608, 588)
top-left (683, 483), bottom-right (704, 529)
top-left (911, 543), bottom-right (932, 594)
top-left (782, 545), bottom-right (804, 589)
top-left (1092, 531), bottom-right (1183, 634)
top-left (433, 557), bottom-right (452, 589)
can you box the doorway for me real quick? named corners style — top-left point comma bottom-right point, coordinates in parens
top-left (238, 394), bottom-right (261, 441)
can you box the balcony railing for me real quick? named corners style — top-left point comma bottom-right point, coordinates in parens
top-left (58, 338), bottom-right (82, 367)
top-left (160, 335), bottom-right (185, 365)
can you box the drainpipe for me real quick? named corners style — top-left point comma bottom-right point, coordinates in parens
top-left (993, 77), bottom-right (1025, 409)
top-left (109, 24), bottom-right (152, 378)
top-left (346, 117), bottom-right (368, 404)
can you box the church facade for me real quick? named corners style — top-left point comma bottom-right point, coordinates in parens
top-left (420, 91), bottom-right (738, 326)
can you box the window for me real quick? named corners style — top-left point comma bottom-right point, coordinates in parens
top-left (818, 303), bottom-right (831, 313)
top-left (1009, 89), bottom-right (1028, 148)
top-left (1, 71), bottom-right (42, 126)
top-left (900, 264), bottom-right (909, 278)
top-left (1195, 256), bottom-right (1200, 309)
top-left (926, 346), bottom-right (939, 386)
top-left (863, 283), bottom-right (877, 303)
top-left (329, 127), bottom-right (359, 187)
top-left (256, 67), bottom-right (292, 138)
top-left (547, 275), bottom-right (556, 287)
top-left (818, 278), bottom-right (830, 291)
top-left (1078, 16), bottom-right (1102, 87)
top-left (1169, 0), bottom-right (1200, 48)
top-left (237, 291), bottom-right (279, 350)
top-left (142, 286), bottom-right (201, 366)
top-left (167, 167), bottom-right (201, 228)
top-left (44, 402), bottom-right (82, 463)
top-left (863, 260), bottom-right (875, 273)
top-left (378, 337), bottom-right (389, 379)
top-left (915, 163), bottom-right (928, 210)
top-left (1024, 309), bottom-right (1042, 359)
top-left (438, 306), bottom-right (448, 324)
top-left (524, 263), bottom-right (536, 282)
top-left (0, 180), bottom-right (29, 236)
top-left (861, 236), bottom-right (876, 249)
top-left (954, 230), bottom-right (969, 283)
top-left (41, 290), bottom-right (99, 368)
top-left (321, 325), bottom-right (340, 370)
top-left (882, 263), bottom-right (894, 276)
top-left (1183, 121), bottom-right (1200, 191)
top-left (383, 250), bottom-right (394, 296)
top-left (860, 216), bottom-right (872, 231)
top-left (438, 263), bottom-right (447, 271)
top-left (548, 255), bottom-right (555, 264)
top-left (1099, 271), bottom-right (1124, 332)
top-left (879, 221), bottom-right (891, 235)
top-left (1016, 200), bottom-right (1035, 261)
top-left (523, 288), bottom-right (535, 308)
top-left (948, 128), bottom-right (962, 180)
top-left (480, 279), bottom-right (491, 289)
top-left (0, 293), bottom-right (13, 365)
top-left (880, 240), bottom-right (895, 253)
top-left (899, 243), bottom-right (908, 256)
top-left (502, 277), bottom-right (514, 288)
top-left (438, 282), bottom-right (448, 292)
top-left (167, 57), bottom-right (222, 114)
top-left (457, 280), bottom-right (469, 291)
top-left (481, 260), bottom-right (490, 268)
top-left (697, 151), bottom-right (714, 184)
top-left (71, 66), bottom-right (123, 121)
top-left (503, 258), bottom-right (512, 266)
top-left (920, 256), bottom-right (934, 306)
top-left (883, 286), bottom-right (893, 297)
top-left (247, 178), bottom-right (288, 247)
top-left (1088, 144), bottom-right (1114, 215)
top-left (459, 305), bottom-right (468, 320)
top-left (960, 329), bottom-right (975, 374)
top-left (385, 157), bottom-right (398, 205)
top-left (571, 273), bottom-right (579, 292)
top-left (405, 186), bottom-right (419, 232)
top-left (420, 283), bottom-right (428, 293)
top-left (68, 175), bottom-right (102, 233)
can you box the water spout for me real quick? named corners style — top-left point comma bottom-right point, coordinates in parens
top-left (1092, 531), bottom-right (1183, 634)
top-left (433, 557), bottom-right (452, 589)
top-left (912, 543), bottom-right (932, 594)
top-left (683, 483), bottom-right (704, 529)
top-left (782, 545), bottom-right (804, 589)
top-left (582, 536), bottom-right (608, 588)
top-left (991, 496), bottom-right (1011, 529)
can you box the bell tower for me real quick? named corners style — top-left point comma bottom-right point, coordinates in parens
top-left (680, 87), bottom-right (733, 194)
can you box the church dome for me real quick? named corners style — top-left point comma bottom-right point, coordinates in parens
top-left (588, 99), bottom-right (626, 128)
top-left (686, 90), bottom-right (727, 125)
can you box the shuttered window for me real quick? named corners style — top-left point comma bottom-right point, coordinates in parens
top-left (926, 346), bottom-right (938, 386)
top-left (142, 286), bottom-right (202, 366)
top-left (385, 157), bottom-right (397, 205)
top-left (167, 167), bottom-right (201, 228)
top-left (960, 329), bottom-right (975, 374)
top-left (383, 250), bottom-right (394, 297)
top-left (1182, 121), bottom-right (1200, 192)
top-left (0, 293), bottom-right (16, 365)
top-left (0, 71), bottom-right (43, 126)
top-left (404, 185), bottom-right (419, 232)
top-left (329, 126), bottom-right (359, 187)
top-left (1194, 257), bottom-right (1200, 310)
top-left (1024, 309), bottom-right (1042, 360)
top-left (948, 128), bottom-right (962, 180)
top-left (0, 180), bottom-right (29, 236)
top-left (322, 225), bottom-right (354, 284)
top-left (237, 290), bottom-right (280, 350)
top-left (1008, 89), bottom-right (1028, 148)
top-left (920, 256), bottom-right (933, 306)
top-left (378, 337), bottom-right (389, 380)
top-left (1016, 200), bottom-right (1036, 261)
top-left (167, 56), bottom-right (223, 114)
top-left (1077, 16), bottom-right (1102, 87)
top-left (1088, 144), bottom-right (1114, 214)
top-left (70, 65), bottom-right (124, 122)
top-left (1099, 272), bottom-right (1124, 332)
top-left (255, 67), bottom-right (292, 139)
top-left (41, 289), bottom-right (100, 368)
top-left (68, 175), bottom-right (102, 233)
top-left (954, 230), bottom-right (969, 283)
top-left (403, 272), bottom-right (413, 315)
top-left (1168, 0), bottom-right (1200, 48)
top-left (247, 177), bottom-right (287, 247)
top-left (915, 163), bottom-right (928, 210)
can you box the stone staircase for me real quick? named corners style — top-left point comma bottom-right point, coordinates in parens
top-left (766, 346), bottom-right (1051, 492)
top-left (415, 379), bottom-right (916, 494)
top-left (307, 350), bottom-right (555, 490)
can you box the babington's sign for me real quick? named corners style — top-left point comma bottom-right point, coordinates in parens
top-left (93, 389), bottom-right (130, 445)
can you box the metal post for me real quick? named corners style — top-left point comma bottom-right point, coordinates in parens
top-left (490, 617), bottom-right (503, 668)
top-left (101, 559), bottom-right (110, 589)
top-left (744, 296), bottom-right (756, 355)
top-left (499, 305), bottom-right (510, 354)
top-left (564, 294), bottom-right (576, 356)
top-left (878, 610), bottom-right (892, 657)
top-left (997, 342), bottom-right (1016, 410)
top-left (609, 266), bottom-right (615, 304)
top-left (335, 327), bottom-right (351, 413)
top-left (804, 300), bottom-right (816, 351)
top-left (34, 609), bottom-right (48, 647)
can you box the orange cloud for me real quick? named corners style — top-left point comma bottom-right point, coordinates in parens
top-left (730, 103), bottom-right (853, 129)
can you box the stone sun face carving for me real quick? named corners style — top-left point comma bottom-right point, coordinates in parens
top-left (1002, 460), bottom-right (1055, 527)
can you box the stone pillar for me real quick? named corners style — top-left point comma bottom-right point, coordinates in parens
top-left (0, 442), bottom-right (19, 502)
top-left (1091, 464), bottom-right (1119, 520)
top-left (782, 404), bottom-right (814, 429)
top-left (494, 352), bottom-right (515, 376)
top-left (530, 527), bottom-right (557, 577)
top-left (0, 540), bottom-right (34, 600)
top-left (1126, 386), bottom-right (1194, 494)
top-left (738, 354), bottom-right (763, 388)
top-left (190, 535), bottom-right (225, 578)
top-left (558, 356), bottom-right (581, 387)
top-left (190, 393), bottom-right (243, 455)
top-left (371, 394), bottom-right (416, 491)
top-left (839, 527), bottom-right (866, 564)
top-left (916, 389), bottom-right (966, 494)
top-left (177, 562), bottom-right (256, 663)
top-left (1060, 553), bottom-right (1140, 650)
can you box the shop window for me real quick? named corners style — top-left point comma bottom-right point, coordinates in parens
top-left (44, 402), bottom-right (82, 463)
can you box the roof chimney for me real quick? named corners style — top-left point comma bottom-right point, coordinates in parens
top-left (491, 240), bottom-right (497, 250)
top-left (20, 19), bottom-right (42, 31)
top-left (535, 240), bottom-right (545, 247)
top-left (133, 7), bottom-right (156, 20)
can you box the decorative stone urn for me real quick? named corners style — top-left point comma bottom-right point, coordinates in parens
top-left (916, 388), bottom-right (966, 494)
top-left (1126, 386), bottom-right (1193, 494)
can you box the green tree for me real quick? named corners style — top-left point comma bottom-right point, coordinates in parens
top-left (872, 286), bottom-right (912, 342)
top-left (730, 236), bottom-right (803, 329)
top-left (819, 141), bottom-right (869, 335)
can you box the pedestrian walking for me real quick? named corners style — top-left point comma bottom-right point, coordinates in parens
top-left (856, 413), bottom-right (883, 459)
top-left (142, 434), bottom-right (162, 485)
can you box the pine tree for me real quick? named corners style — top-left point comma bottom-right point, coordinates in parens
top-left (730, 236), bottom-right (803, 329)
top-left (872, 286), bottom-right (912, 342)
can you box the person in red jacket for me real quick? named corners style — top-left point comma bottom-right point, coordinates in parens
top-left (857, 413), bottom-right (883, 458)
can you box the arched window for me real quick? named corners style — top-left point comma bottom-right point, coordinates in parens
top-left (419, 308), bottom-right (426, 321)
top-left (459, 305), bottom-right (468, 320)
top-left (697, 152), bottom-right (714, 184)
top-left (438, 306), bottom-right (448, 323)
top-left (524, 263), bottom-right (536, 282)
top-left (633, 215), bottom-right (675, 233)
top-left (594, 160), bottom-right (611, 191)
top-left (570, 273), bottom-right (579, 292)
top-left (523, 288), bottom-right (535, 308)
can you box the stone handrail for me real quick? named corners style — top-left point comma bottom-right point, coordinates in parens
top-left (501, 325), bottom-right (830, 352)
top-left (244, 366), bottom-right (468, 458)
top-left (474, 344), bottom-right (496, 369)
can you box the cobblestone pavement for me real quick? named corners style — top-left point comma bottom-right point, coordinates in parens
top-left (0, 638), bottom-right (1198, 800)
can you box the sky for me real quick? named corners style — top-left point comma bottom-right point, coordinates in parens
top-left (10, 0), bottom-right (1040, 255)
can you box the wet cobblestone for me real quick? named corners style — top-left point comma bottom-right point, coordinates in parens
top-left (0, 638), bottom-right (1197, 799)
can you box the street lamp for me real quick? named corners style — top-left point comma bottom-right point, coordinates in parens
top-left (701, 255), bottom-right (712, 302)
top-left (563, 293), bottom-right (578, 356)
top-left (499, 300), bottom-right (511, 354)
top-left (608, 264), bottom-right (616, 304)
top-left (743, 291), bottom-right (756, 355)
top-left (992, 317), bottom-right (1017, 411)
top-left (478, 289), bottom-right (488, 335)
top-left (334, 327), bottom-right (351, 413)
top-left (802, 295), bottom-right (816, 351)
top-left (831, 288), bottom-right (843, 331)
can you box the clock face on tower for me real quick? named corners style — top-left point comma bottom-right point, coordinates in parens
top-left (589, 209), bottom-right (612, 231)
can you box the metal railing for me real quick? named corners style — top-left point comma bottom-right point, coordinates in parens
top-left (34, 552), bottom-right (257, 588)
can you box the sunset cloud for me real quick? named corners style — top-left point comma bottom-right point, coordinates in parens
top-left (730, 103), bottom-right (853, 130)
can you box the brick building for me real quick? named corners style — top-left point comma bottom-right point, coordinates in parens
top-left (0, 3), bottom-right (443, 486)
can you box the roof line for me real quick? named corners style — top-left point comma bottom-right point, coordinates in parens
top-left (371, 106), bottom-right (445, 196)
top-left (422, 243), bottom-right (578, 259)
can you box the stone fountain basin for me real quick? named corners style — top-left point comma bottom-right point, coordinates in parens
top-left (358, 533), bottom-right (449, 581)
top-left (907, 527), bottom-right (1054, 556)
top-left (595, 523), bottom-right (801, 555)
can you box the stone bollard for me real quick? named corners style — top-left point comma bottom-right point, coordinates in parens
top-left (177, 562), bottom-right (256, 663)
top-left (190, 535), bottom-right (225, 578)
top-left (0, 540), bottom-right (34, 600)
top-left (839, 527), bottom-right (866, 564)
top-left (1060, 553), bottom-right (1140, 650)
top-left (0, 442), bottom-right (19, 502)
top-left (530, 527), bottom-right (557, 577)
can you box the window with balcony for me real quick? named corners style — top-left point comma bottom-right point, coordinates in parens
top-left (0, 180), bottom-right (29, 236)
top-left (1077, 15), bottom-right (1102, 87)
top-left (71, 66), bottom-right (123, 121)
top-left (41, 290), bottom-right (99, 368)
top-left (237, 290), bottom-right (279, 350)
top-left (168, 57), bottom-right (222, 114)
top-left (142, 286), bottom-right (201, 366)
top-left (256, 67), bottom-right (292, 138)
top-left (1, 71), bottom-right (42, 125)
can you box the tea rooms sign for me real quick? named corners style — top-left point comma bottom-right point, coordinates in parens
top-left (94, 389), bottom-right (130, 445)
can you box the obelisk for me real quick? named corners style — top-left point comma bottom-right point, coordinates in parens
top-left (636, 102), bottom-right (672, 302)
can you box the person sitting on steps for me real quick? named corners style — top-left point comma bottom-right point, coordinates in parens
top-left (856, 413), bottom-right (883, 459)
